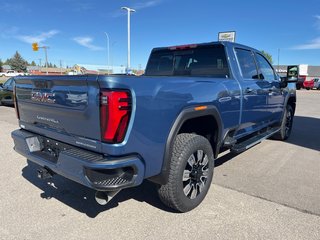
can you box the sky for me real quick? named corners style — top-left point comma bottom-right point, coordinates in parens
top-left (0, 0), bottom-right (320, 70)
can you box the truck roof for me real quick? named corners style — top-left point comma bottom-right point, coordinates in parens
top-left (151, 41), bottom-right (259, 53)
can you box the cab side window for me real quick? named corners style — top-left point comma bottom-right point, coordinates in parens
top-left (255, 53), bottom-right (276, 81)
top-left (235, 48), bottom-right (259, 79)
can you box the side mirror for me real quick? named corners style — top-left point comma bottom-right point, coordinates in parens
top-left (280, 77), bottom-right (288, 88)
top-left (286, 65), bottom-right (299, 83)
top-left (280, 65), bottom-right (299, 88)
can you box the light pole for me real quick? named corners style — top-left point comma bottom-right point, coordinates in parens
top-left (104, 32), bottom-right (110, 75)
top-left (277, 48), bottom-right (280, 72)
top-left (111, 41), bottom-right (117, 74)
top-left (43, 46), bottom-right (49, 75)
top-left (121, 6), bottom-right (135, 73)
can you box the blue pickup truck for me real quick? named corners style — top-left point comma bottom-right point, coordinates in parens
top-left (12, 42), bottom-right (296, 212)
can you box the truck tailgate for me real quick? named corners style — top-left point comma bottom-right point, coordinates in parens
top-left (14, 75), bottom-right (102, 151)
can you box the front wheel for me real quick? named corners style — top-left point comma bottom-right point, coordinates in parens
top-left (158, 133), bottom-right (214, 212)
top-left (272, 105), bottom-right (294, 140)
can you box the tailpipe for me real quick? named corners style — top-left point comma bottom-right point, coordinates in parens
top-left (95, 190), bottom-right (120, 205)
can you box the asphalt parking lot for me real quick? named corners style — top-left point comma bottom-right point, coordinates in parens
top-left (0, 90), bottom-right (319, 240)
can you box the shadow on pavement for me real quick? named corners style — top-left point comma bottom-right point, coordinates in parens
top-left (0, 105), bottom-right (14, 108)
top-left (287, 116), bottom-right (320, 152)
top-left (215, 152), bottom-right (238, 167)
top-left (22, 160), bottom-right (176, 218)
top-left (215, 116), bottom-right (320, 167)
top-left (20, 116), bottom-right (320, 217)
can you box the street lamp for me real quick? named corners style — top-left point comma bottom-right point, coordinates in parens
top-left (121, 6), bottom-right (135, 73)
top-left (43, 46), bottom-right (49, 75)
top-left (32, 42), bottom-right (49, 75)
top-left (277, 48), bottom-right (280, 72)
top-left (104, 32), bottom-right (110, 75)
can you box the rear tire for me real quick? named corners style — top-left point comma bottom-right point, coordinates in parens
top-left (272, 105), bottom-right (294, 140)
top-left (158, 133), bottom-right (214, 212)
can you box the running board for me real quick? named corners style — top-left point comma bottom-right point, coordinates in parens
top-left (231, 128), bottom-right (280, 154)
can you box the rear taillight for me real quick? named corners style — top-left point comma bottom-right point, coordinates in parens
top-left (13, 85), bottom-right (20, 119)
top-left (100, 90), bottom-right (132, 143)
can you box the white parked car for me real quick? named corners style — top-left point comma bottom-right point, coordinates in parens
top-left (0, 70), bottom-right (24, 77)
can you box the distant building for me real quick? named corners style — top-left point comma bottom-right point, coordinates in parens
top-left (27, 66), bottom-right (67, 75)
top-left (74, 64), bottom-right (127, 74)
top-left (2, 65), bottom-right (11, 71)
top-left (26, 66), bottom-right (41, 74)
top-left (25, 64), bottom-right (139, 76)
top-left (274, 65), bottom-right (320, 81)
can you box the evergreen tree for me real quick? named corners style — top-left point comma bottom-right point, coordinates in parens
top-left (6, 51), bottom-right (28, 72)
top-left (30, 61), bottom-right (37, 66)
top-left (0, 59), bottom-right (3, 72)
top-left (260, 50), bottom-right (273, 64)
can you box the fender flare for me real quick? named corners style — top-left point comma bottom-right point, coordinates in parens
top-left (150, 105), bottom-right (223, 185)
top-left (285, 95), bottom-right (296, 113)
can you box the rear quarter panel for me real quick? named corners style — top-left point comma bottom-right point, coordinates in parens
top-left (98, 75), bottom-right (241, 178)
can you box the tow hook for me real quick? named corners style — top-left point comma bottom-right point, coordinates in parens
top-left (95, 190), bottom-right (120, 205)
top-left (37, 167), bottom-right (54, 180)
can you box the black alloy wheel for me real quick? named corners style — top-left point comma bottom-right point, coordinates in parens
top-left (158, 133), bottom-right (214, 212)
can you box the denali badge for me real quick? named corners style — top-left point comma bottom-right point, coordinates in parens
top-left (31, 91), bottom-right (55, 104)
top-left (36, 115), bottom-right (59, 124)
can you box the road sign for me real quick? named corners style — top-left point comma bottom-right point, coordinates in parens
top-left (32, 42), bottom-right (39, 51)
top-left (218, 31), bottom-right (236, 42)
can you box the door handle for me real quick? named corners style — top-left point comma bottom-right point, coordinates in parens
top-left (245, 87), bottom-right (254, 93)
top-left (268, 86), bottom-right (278, 92)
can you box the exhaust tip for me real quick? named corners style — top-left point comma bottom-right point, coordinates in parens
top-left (95, 190), bottom-right (120, 205)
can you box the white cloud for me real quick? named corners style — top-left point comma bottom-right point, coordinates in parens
top-left (73, 37), bottom-right (104, 51)
top-left (112, 0), bottom-right (163, 17)
top-left (315, 15), bottom-right (320, 30)
top-left (293, 37), bottom-right (320, 50)
top-left (0, 26), bottom-right (19, 38)
top-left (132, 0), bottom-right (161, 10)
top-left (291, 15), bottom-right (320, 50)
top-left (0, 3), bottom-right (25, 13)
top-left (17, 30), bottom-right (59, 44)
top-left (65, 0), bottom-right (94, 12)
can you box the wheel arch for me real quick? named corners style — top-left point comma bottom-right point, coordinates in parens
top-left (286, 95), bottom-right (296, 115)
top-left (149, 105), bottom-right (223, 185)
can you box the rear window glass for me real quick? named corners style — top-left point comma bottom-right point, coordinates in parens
top-left (145, 44), bottom-right (230, 78)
